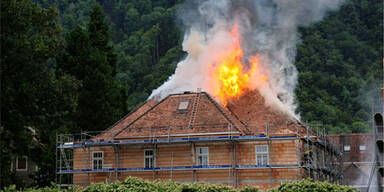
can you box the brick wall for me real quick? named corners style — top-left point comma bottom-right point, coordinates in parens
top-left (73, 139), bottom-right (301, 190)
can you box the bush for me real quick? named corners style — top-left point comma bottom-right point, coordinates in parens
top-left (271, 179), bottom-right (357, 192)
top-left (2, 177), bottom-right (357, 192)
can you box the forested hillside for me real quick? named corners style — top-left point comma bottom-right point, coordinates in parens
top-left (1, 0), bottom-right (382, 188)
top-left (295, 0), bottom-right (382, 133)
top-left (35, 0), bottom-right (185, 111)
top-left (34, 0), bottom-right (383, 134)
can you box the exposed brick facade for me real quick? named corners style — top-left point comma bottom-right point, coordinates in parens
top-left (328, 133), bottom-right (383, 191)
top-left (68, 91), bottom-right (342, 190)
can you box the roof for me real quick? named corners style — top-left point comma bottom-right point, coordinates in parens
top-left (226, 90), bottom-right (301, 134)
top-left (114, 92), bottom-right (251, 139)
top-left (97, 90), bottom-right (304, 140)
top-left (94, 99), bottom-right (158, 140)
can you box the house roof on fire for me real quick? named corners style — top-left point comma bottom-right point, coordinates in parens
top-left (97, 90), bottom-right (303, 140)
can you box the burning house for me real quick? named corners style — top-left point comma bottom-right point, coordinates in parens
top-left (57, 90), bottom-right (343, 189)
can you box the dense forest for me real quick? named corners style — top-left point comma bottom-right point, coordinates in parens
top-left (1, 0), bottom-right (382, 188)
top-left (295, 0), bottom-right (382, 133)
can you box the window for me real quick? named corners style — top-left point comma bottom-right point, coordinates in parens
top-left (344, 145), bottom-right (350, 151)
top-left (178, 100), bottom-right (189, 110)
top-left (92, 151), bottom-right (103, 169)
top-left (16, 156), bottom-right (28, 171)
top-left (197, 147), bottom-right (209, 166)
top-left (255, 145), bottom-right (269, 166)
top-left (144, 149), bottom-right (155, 168)
top-left (359, 145), bottom-right (366, 151)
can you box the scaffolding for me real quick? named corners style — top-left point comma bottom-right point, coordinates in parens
top-left (367, 112), bottom-right (383, 191)
top-left (56, 122), bottom-right (343, 188)
top-left (365, 89), bottom-right (384, 192)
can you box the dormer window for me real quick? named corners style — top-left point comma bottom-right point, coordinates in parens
top-left (178, 100), bottom-right (189, 110)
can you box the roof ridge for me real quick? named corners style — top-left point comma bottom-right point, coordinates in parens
top-left (225, 105), bottom-right (253, 134)
top-left (92, 100), bottom-right (155, 139)
top-left (203, 92), bottom-right (251, 135)
top-left (113, 94), bottom-right (173, 138)
top-left (104, 100), bottom-right (152, 133)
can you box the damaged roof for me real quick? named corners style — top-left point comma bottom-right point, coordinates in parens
top-left (97, 91), bottom-right (303, 140)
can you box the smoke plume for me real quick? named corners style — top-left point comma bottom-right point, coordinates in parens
top-left (149, 0), bottom-right (345, 118)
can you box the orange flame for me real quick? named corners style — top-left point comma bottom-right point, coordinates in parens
top-left (214, 24), bottom-right (267, 105)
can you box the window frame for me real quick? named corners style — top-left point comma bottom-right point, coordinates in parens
top-left (196, 147), bottom-right (209, 166)
top-left (16, 156), bottom-right (28, 171)
top-left (144, 149), bottom-right (155, 168)
top-left (344, 145), bottom-right (351, 152)
top-left (177, 100), bottom-right (190, 111)
top-left (92, 151), bottom-right (104, 170)
top-left (255, 145), bottom-right (269, 166)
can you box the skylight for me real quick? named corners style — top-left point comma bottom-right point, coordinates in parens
top-left (178, 100), bottom-right (189, 110)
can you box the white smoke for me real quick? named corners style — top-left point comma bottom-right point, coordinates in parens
top-left (149, 0), bottom-right (345, 118)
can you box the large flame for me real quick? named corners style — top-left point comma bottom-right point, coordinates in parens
top-left (214, 24), bottom-right (267, 105)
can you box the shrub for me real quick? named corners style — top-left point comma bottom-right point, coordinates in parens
top-left (271, 179), bottom-right (357, 192)
top-left (2, 177), bottom-right (357, 192)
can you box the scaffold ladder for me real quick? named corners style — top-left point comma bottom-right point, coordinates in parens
top-left (60, 148), bottom-right (71, 170)
top-left (188, 89), bottom-right (201, 129)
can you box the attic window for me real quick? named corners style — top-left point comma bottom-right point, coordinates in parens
top-left (178, 100), bottom-right (189, 110)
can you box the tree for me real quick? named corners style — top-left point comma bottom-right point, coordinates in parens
top-left (58, 4), bottom-right (124, 132)
top-left (1, 0), bottom-right (79, 188)
top-left (88, 4), bottom-right (117, 75)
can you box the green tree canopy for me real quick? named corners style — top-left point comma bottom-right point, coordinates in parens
top-left (295, 0), bottom-right (382, 133)
top-left (1, 0), bottom-right (79, 188)
top-left (58, 4), bottom-right (123, 132)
